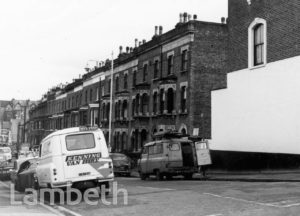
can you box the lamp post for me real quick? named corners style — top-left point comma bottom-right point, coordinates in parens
top-left (108, 52), bottom-right (114, 152)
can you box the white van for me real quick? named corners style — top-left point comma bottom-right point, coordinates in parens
top-left (36, 126), bottom-right (114, 191)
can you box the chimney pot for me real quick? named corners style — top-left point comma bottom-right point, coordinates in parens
top-left (142, 39), bottom-right (146, 44)
top-left (139, 41), bottom-right (142, 46)
top-left (130, 47), bottom-right (133, 52)
top-left (159, 26), bottom-right (163, 35)
top-left (221, 17), bottom-right (225, 24)
top-left (179, 13), bottom-right (183, 23)
top-left (135, 39), bottom-right (138, 47)
top-left (126, 46), bottom-right (129, 53)
top-left (155, 26), bottom-right (158, 35)
top-left (193, 14), bottom-right (197, 20)
top-left (188, 14), bottom-right (191, 21)
top-left (183, 12), bottom-right (187, 22)
top-left (119, 46), bottom-right (123, 54)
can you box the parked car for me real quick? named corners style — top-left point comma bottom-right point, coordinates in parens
top-left (10, 156), bottom-right (36, 184)
top-left (138, 132), bottom-right (198, 180)
top-left (14, 158), bottom-right (39, 192)
top-left (110, 153), bottom-right (132, 177)
top-left (0, 147), bottom-right (12, 162)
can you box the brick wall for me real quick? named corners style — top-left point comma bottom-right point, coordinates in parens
top-left (228, 0), bottom-right (300, 72)
top-left (189, 22), bottom-right (228, 138)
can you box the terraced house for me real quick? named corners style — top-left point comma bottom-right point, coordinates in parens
top-left (29, 12), bottom-right (227, 157)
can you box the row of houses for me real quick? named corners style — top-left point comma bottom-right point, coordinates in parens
top-left (29, 0), bottom-right (300, 169)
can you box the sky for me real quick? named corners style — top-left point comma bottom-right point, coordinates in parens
top-left (0, 0), bottom-right (227, 101)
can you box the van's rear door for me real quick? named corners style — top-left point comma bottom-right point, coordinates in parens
top-left (61, 131), bottom-right (110, 180)
top-left (167, 142), bottom-right (182, 167)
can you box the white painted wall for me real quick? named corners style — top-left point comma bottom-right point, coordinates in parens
top-left (211, 56), bottom-right (300, 154)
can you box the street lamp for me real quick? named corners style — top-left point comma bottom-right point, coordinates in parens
top-left (108, 52), bottom-right (114, 153)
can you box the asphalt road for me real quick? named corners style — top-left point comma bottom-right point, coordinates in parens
top-left (60, 177), bottom-right (300, 216)
top-left (2, 177), bottom-right (300, 216)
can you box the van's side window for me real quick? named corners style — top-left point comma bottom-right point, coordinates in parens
top-left (149, 143), bottom-right (163, 155)
top-left (156, 143), bottom-right (163, 154)
top-left (142, 147), bottom-right (148, 154)
top-left (170, 143), bottom-right (180, 151)
top-left (41, 141), bottom-right (52, 156)
top-left (149, 146), bottom-right (155, 155)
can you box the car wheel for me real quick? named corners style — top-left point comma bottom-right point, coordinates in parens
top-left (155, 170), bottom-right (163, 181)
top-left (184, 173), bottom-right (193, 180)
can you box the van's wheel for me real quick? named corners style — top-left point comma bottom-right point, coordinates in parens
top-left (184, 173), bottom-right (193, 180)
top-left (98, 182), bottom-right (110, 196)
top-left (140, 172), bottom-right (147, 180)
top-left (155, 170), bottom-right (163, 181)
top-left (166, 174), bottom-right (172, 180)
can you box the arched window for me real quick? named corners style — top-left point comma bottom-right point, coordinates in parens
top-left (115, 76), bottom-right (119, 92)
top-left (133, 70), bottom-right (137, 86)
top-left (141, 93), bottom-right (148, 115)
top-left (122, 100), bottom-right (128, 119)
top-left (106, 103), bottom-right (110, 121)
top-left (132, 99), bottom-right (135, 116)
top-left (122, 132), bottom-right (127, 151)
top-left (167, 88), bottom-right (174, 114)
top-left (181, 128), bottom-right (187, 135)
top-left (153, 92), bottom-right (157, 114)
top-left (135, 94), bottom-right (140, 114)
top-left (159, 89), bottom-right (164, 114)
top-left (130, 131), bottom-right (135, 151)
top-left (115, 102), bottom-right (118, 120)
top-left (253, 24), bottom-right (264, 66)
top-left (181, 86), bottom-right (186, 112)
top-left (248, 18), bottom-right (267, 68)
top-left (167, 54), bottom-right (174, 75)
top-left (102, 103), bottom-right (106, 120)
top-left (124, 74), bottom-right (128, 89)
top-left (90, 89), bottom-right (93, 102)
top-left (143, 64), bottom-right (148, 82)
top-left (140, 129), bottom-right (147, 149)
top-left (118, 100), bottom-right (122, 119)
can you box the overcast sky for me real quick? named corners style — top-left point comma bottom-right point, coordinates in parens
top-left (0, 0), bottom-right (227, 101)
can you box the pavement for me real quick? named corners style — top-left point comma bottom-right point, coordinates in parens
top-left (130, 169), bottom-right (300, 182)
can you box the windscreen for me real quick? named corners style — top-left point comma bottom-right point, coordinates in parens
top-left (66, 133), bottom-right (95, 151)
top-left (0, 148), bottom-right (10, 153)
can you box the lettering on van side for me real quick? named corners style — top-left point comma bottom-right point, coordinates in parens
top-left (65, 153), bottom-right (101, 166)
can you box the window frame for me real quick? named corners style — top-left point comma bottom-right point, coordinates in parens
top-left (248, 18), bottom-right (267, 69)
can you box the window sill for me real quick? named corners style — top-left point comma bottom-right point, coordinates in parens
top-left (249, 63), bottom-right (266, 70)
top-left (180, 70), bottom-right (188, 74)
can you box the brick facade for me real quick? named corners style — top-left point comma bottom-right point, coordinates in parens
top-left (29, 14), bottom-right (227, 156)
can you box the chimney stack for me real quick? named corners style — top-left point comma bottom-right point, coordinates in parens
top-left (135, 38), bottom-right (138, 47)
top-left (221, 17), bottom-right (225, 24)
top-left (142, 39), bottom-right (146, 44)
top-left (130, 47), bottom-right (133, 52)
top-left (126, 46), bottom-right (129, 53)
top-left (159, 26), bottom-right (163, 35)
top-left (193, 14), bottom-right (197, 20)
top-left (183, 12), bottom-right (188, 22)
top-left (155, 26), bottom-right (158, 35)
top-left (188, 14), bottom-right (191, 22)
top-left (119, 46), bottom-right (123, 54)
